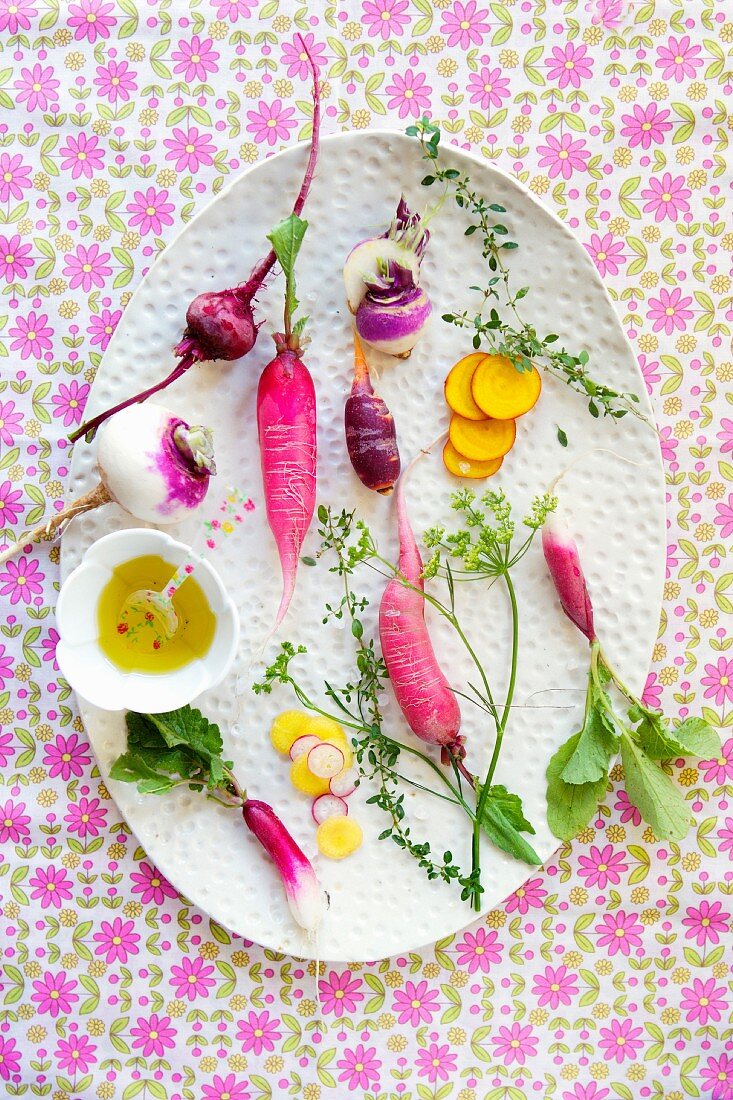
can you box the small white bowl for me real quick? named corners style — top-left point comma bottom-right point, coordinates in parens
top-left (56, 528), bottom-right (239, 713)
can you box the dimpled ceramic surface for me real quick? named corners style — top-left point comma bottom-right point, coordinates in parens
top-left (62, 132), bottom-right (665, 962)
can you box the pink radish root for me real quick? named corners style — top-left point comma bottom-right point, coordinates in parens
top-left (379, 439), bottom-right (463, 759)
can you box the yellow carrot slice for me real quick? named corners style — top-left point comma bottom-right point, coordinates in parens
top-left (443, 440), bottom-right (503, 480)
top-left (471, 354), bottom-right (542, 420)
top-left (290, 754), bottom-right (331, 797)
top-left (270, 710), bottom-right (310, 755)
top-left (316, 816), bottom-right (364, 859)
top-left (449, 413), bottom-right (516, 461)
top-left (444, 352), bottom-right (488, 420)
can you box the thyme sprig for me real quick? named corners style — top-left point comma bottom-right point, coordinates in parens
top-left (255, 489), bottom-right (555, 912)
top-left (255, 508), bottom-right (482, 903)
top-left (407, 117), bottom-right (645, 424)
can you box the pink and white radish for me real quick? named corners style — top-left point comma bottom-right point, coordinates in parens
top-left (329, 767), bottom-right (358, 798)
top-left (344, 331), bottom-right (401, 495)
top-left (344, 197), bottom-right (432, 359)
top-left (0, 403), bottom-right (216, 565)
top-left (379, 446), bottom-right (462, 755)
top-left (307, 742), bottom-right (345, 779)
top-left (70, 37), bottom-right (321, 445)
top-left (258, 214), bottom-right (317, 641)
top-left (312, 794), bottom-right (349, 825)
top-left (289, 734), bottom-right (321, 761)
top-left (242, 798), bottom-right (322, 934)
top-left (541, 513), bottom-right (596, 643)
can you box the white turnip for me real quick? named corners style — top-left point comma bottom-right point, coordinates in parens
top-left (0, 403), bottom-right (216, 565)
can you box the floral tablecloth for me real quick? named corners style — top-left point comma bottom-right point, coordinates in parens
top-left (0, 0), bottom-right (732, 1097)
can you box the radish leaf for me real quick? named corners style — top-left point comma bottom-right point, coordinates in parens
top-left (636, 714), bottom-right (720, 760)
top-left (477, 784), bottom-right (540, 865)
top-left (560, 693), bottom-right (619, 785)
top-left (620, 733), bottom-right (690, 841)
top-left (546, 732), bottom-right (609, 842)
top-left (267, 213), bottom-right (308, 335)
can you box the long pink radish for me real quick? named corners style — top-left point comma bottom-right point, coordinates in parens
top-left (257, 336), bottom-right (317, 639)
top-left (242, 798), bottom-right (322, 933)
top-left (258, 214), bottom-right (317, 641)
top-left (541, 513), bottom-right (596, 643)
top-left (379, 443), bottom-right (462, 754)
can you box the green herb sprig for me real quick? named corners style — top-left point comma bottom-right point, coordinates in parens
top-left (255, 488), bottom-right (557, 911)
top-left (109, 705), bottom-right (246, 805)
top-left (407, 118), bottom-right (645, 424)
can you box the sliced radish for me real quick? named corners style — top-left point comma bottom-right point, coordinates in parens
top-left (312, 794), bottom-right (349, 825)
top-left (307, 742), bottom-right (345, 779)
top-left (289, 734), bottom-right (320, 761)
top-left (329, 767), bottom-right (358, 798)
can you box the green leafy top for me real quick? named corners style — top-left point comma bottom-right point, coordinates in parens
top-left (545, 641), bottom-right (721, 843)
top-left (109, 705), bottom-right (241, 802)
top-left (267, 212), bottom-right (308, 342)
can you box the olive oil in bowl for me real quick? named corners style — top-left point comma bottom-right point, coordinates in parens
top-left (97, 554), bottom-right (216, 674)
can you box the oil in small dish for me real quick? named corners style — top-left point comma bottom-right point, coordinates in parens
top-left (97, 554), bottom-right (216, 673)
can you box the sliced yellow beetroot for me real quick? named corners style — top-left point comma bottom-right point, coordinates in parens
top-left (329, 767), bottom-right (358, 798)
top-left (316, 816), bottom-right (363, 859)
top-left (307, 742), bottom-right (345, 779)
top-left (289, 733), bottom-right (321, 761)
top-left (312, 794), bottom-right (349, 825)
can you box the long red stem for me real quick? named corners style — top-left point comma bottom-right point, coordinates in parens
top-left (240, 35), bottom-right (322, 299)
top-left (68, 354), bottom-right (195, 444)
top-left (70, 37), bottom-right (322, 446)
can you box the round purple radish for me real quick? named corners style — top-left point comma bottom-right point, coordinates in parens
top-left (289, 734), bottom-right (320, 761)
top-left (307, 742), bottom-right (345, 779)
top-left (329, 767), bottom-right (358, 798)
top-left (312, 794), bottom-right (349, 825)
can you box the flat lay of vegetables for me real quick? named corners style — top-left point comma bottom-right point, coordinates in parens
top-left (42, 109), bottom-right (719, 946)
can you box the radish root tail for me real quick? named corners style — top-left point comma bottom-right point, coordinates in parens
top-left (0, 482), bottom-right (112, 565)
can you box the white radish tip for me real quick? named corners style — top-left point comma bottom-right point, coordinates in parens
top-left (307, 742), bottom-right (345, 779)
top-left (312, 794), bottom-right (349, 825)
top-left (289, 734), bottom-right (320, 761)
top-left (329, 767), bottom-right (358, 798)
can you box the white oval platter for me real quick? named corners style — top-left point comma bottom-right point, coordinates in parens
top-left (62, 131), bottom-right (665, 961)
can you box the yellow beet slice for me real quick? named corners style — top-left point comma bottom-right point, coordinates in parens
top-left (449, 413), bottom-right (516, 462)
top-left (316, 816), bottom-right (364, 859)
top-left (471, 354), bottom-right (542, 420)
top-left (306, 715), bottom-right (346, 745)
top-left (443, 440), bottom-right (503, 480)
top-left (270, 710), bottom-right (310, 755)
top-left (290, 755), bottom-right (331, 797)
top-left (444, 352), bottom-right (488, 420)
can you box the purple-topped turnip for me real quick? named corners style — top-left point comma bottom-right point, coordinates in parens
top-left (344, 197), bottom-right (432, 359)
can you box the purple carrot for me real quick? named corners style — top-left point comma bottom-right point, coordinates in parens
top-left (379, 446), bottom-right (463, 756)
top-left (344, 332), bottom-right (401, 494)
top-left (242, 798), bottom-right (322, 933)
top-left (69, 36), bottom-right (322, 444)
top-left (541, 513), bottom-right (596, 642)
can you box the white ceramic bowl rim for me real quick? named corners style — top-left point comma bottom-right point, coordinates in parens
top-left (56, 527), bottom-right (239, 714)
